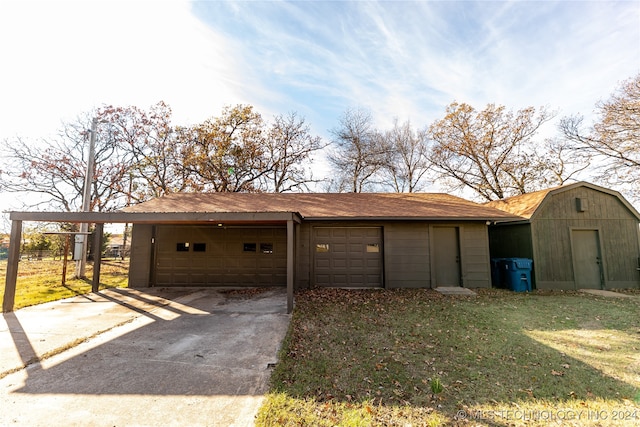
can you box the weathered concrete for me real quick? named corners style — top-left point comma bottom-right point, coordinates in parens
top-left (0, 288), bottom-right (291, 427)
top-left (435, 286), bottom-right (477, 296)
top-left (579, 289), bottom-right (637, 298)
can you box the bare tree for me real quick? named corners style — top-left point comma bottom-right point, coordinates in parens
top-left (380, 119), bottom-right (431, 192)
top-left (327, 108), bottom-right (388, 192)
top-left (428, 102), bottom-right (560, 201)
top-left (0, 110), bottom-right (130, 212)
top-left (263, 112), bottom-right (326, 192)
top-left (559, 73), bottom-right (640, 200)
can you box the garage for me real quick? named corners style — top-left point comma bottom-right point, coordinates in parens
top-left (154, 225), bottom-right (287, 287)
top-left (312, 227), bottom-right (383, 288)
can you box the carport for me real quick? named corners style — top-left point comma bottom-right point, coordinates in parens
top-left (2, 211), bottom-right (300, 313)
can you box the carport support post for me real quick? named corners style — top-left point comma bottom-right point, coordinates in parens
top-left (3, 220), bottom-right (22, 312)
top-left (92, 223), bottom-right (103, 293)
top-left (287, 219), bottom-right (294, 314)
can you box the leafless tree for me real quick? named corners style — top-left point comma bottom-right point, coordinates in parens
top-left (262, 112), bottom-right (326, 192)
top-left (380, 119), bottom-right (431, 192)
top-left (559, 73), bottom-right (640, 200)
top-left (327, 108), bottom-right (388, 192)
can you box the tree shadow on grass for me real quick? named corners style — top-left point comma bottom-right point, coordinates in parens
top-left (267, 289), bottom-right (640, 426)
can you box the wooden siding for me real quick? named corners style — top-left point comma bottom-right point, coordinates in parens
top-left (384, 223), bottom-right (430, 288)
top-left (461, 223), bottom-right (492, 288)
top-left (128, 224), bottom-right (153, 287)
top-left (532, 187), bottom-right (640, 289)
top-left (488, 223), bottom-right (533, 259)
top-left (296, 223), bottom-right (312, 289)
top-left (130, 220), bottom-right (494, 290)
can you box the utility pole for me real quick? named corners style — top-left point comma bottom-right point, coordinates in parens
top-left (75, 118), bottom-right (97, 278)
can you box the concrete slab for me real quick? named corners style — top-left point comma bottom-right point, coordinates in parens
top-left (435, 287), bottom-right (477, 296)
top-left (0, 287), bottom-right (291, 427)
top-left (579, 289), bottom-right (637, 298)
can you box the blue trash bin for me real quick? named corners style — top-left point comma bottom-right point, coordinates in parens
top-left (491, 258), bottom-right (506, 288)
top-left (501, 258), bottom-right (533, 292)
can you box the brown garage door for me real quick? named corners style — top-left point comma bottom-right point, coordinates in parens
top-left (313, 227), bottom-right (383, 288)
top-left (154, 226), bottom-right (287, 287)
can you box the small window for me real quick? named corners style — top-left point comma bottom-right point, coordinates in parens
top-left (193, 243), bottom-right (206, 252)
top-left (243, 243), bottom-right (257, 252)
top-left (261, 243), bottom-right (273, 254)
top-left (176, 242), bottom-right (190, 252)
top-left (316, 243), bottom-right (330, 253)
top-left (366, 243), bottom-right (380, 253)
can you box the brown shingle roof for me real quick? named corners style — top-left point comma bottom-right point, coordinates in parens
top-left (485, 181), bottom-right (640, 221)
top-left (485, 187), bottom-right (554, 219)
top-left (124, 192), bottom-right (521, 221)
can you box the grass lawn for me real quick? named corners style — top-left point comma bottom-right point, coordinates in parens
top-left (258, 288), bottom-right (640, 426)
top-left (0, 258), bottom-right (129, 311)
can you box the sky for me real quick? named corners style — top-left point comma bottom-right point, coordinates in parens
top-left (0, 0), bottom-right (639, 223)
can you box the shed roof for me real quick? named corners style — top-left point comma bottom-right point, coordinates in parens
top-left (486, 181), bottom-right (640, 221)
top-left (124, 192), bottom-right (520, 221)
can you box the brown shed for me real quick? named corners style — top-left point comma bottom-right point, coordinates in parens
top-left (124, 192), bottom-right (518, 291)
top-left (487, 182), bottom-right (640, 290)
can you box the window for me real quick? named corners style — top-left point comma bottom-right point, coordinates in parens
top-left (261, 243), bottom-right (274, 254)
top-left (176, 242), bottom-right (190, 252)
top-left (366, 243), bottom-right (380, 253)
top-left (193, 243), bottom-right (206, 252)
top-left (316, 243), bottom-right (330, 253)
top-left (243, 243), bottom-right (257, 252)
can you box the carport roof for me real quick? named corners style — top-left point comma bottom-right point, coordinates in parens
top-left (123, 192), bottom-right (521, 221)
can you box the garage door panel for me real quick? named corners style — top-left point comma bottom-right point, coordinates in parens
top-left (350, 259), bottom-right (364, 268)
top-left (154, 226), bottom-right (287, 287)
top-left (316, 274), bottom-right (330, 284)
top-left (333, 243), bottom-right (347, 253)
top-left (315, 259), bottom-right (330, 268)
top-left (313, 227), bottom-right (383, 288)
top-left (333, 259), bottom-right (347, 268)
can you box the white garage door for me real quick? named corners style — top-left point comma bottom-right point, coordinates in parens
top-left (154, 226), bottom-right (287, 287)
top-left (313, 227), bottom-right (383, 288)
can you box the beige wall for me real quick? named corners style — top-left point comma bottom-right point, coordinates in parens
top-left (296, 220), bottom-right (492, 290)
top-left (533, 187), bottom-right (640, 289)
top-left (130, 220), bottom-right (494, 290)
top-left (128, 224), bottom-right (153, 287)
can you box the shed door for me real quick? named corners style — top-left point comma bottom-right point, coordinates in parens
top-left (572, 229), bottom-right (603, 289)
top-left (433, 227), bottom-right (461, 286)
top-left (313, 227), bottom-right (383, 288)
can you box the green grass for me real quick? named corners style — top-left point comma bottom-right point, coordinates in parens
top-left (257, 288), bottom-right (640, 426)
top-left (0, 258), bottom-right (129, 311)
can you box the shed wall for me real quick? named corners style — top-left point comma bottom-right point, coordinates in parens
top-left (128, 224), bottom-right (153, 287)
top-left (384, 222), bottom-right (430, 288)
top-left (533, 187), bottom-right (640, 289)
top-left (298, 220), bottom-right (492, 289)
top-left (488, 223), bottom-right (533, 259)
top-left (461, 222), bottom-right (492, 288)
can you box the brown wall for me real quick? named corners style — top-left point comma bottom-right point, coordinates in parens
top-left (129, 224), bottom-right (153, 287)
top-left (296, 220), bottom-right (492, 289)
top-left (532, 187), bottom-right (640, 289)
top-left (130, 220), bottom-right (494, 290)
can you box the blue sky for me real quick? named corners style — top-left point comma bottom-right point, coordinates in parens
top-left (0, 0), bottom-right (639, 217)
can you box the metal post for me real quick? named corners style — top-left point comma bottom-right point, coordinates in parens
top-left (287, 219), bottom-right (294, 314)
top-left (62, 234), bottom-right (70, 285)
top-left (92, 223), bottom-right (103, 292)
top-left (76, 118), bottom-right (97, 278)
top-left (3, 220), bottom-right (23, 312)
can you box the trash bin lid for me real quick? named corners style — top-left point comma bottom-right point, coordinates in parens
top-left (514, 259), bottom-right (532, 269)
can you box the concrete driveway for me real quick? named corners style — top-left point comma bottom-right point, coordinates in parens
top-left (0, 287), bottom-right (291, 427)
